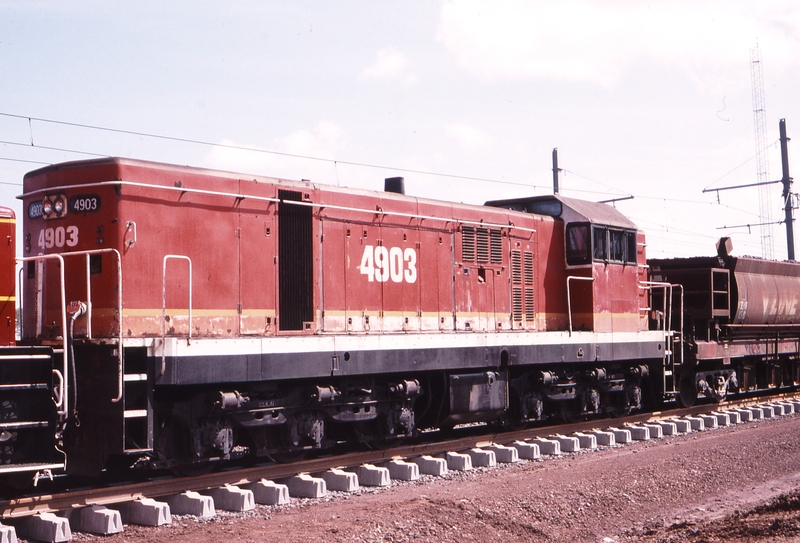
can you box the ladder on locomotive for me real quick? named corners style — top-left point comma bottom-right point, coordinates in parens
top-left (642, 281), bottom-right (684, 399)
top-left (0, 346), bottom-right (66, 475)
top-left (22, 249), bottom-right (153, 454)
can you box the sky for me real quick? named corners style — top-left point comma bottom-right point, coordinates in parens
top-left (2, 1), bottom-right (800, 259)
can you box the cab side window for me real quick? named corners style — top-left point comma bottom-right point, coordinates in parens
top-left (593, 226), bottom-right (607, 261)
top-left (568, 223), bottom-right (637, 265)
top-left (609, 229), bottom-right (625, 262)
top-left (566, 223), bottom-right (591, 265)
top-left (626, 232), bottom-right (637, 264)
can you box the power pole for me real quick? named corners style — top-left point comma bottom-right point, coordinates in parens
top-left (780, 119), bottom-right (795, 260)
top-left (705, 119), bottom-right (794, 261)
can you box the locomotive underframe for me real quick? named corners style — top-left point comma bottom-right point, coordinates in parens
top-left (55, 331), bottom-right (666, 475)
top-left (44, 330), bottom-right (800, 476)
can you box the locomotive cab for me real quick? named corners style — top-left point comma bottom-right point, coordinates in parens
top-left (486, 195), bottom-right (648, 333)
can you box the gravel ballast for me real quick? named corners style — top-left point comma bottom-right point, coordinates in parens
top-left (70, 413), bottom-right (800, 543)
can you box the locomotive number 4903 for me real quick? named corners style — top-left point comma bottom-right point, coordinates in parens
top-left (38, 226), bottom-right (79, 249)
top-left (359, 245), bottom-right (417, 283)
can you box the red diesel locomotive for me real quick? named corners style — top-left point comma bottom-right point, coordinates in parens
top-left (1, 156), bottom-right (798, 480)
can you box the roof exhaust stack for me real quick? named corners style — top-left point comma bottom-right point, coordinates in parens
top-left (385, 176), bottom-right (405, 195)
top-left (552, 148), bottom-right (560, 194)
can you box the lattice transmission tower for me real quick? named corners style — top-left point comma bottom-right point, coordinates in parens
top-left (750, 42), bottom-right (775, 259)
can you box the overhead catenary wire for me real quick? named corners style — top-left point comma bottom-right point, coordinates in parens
top-left (701, 140), bottom-right (781, 192)
top-left (3, 111), bottom-right (770, 209)
top-left (0, 112), bottom-right (549, 191)
top-left (0, 156), bottom-right (51, 166)
top-left (0, 112), bottom-right (779, 226)
top-left (0, 138), bottom-right (108, 159)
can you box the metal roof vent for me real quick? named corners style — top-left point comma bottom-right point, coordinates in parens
top-left (384, 176), bottom-right (405, 195)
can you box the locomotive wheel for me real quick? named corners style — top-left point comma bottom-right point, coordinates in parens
top-left (495, 417), bottom-right (528, 432)
top-left (498, 392), bottom-right (531, 430)
top-left (605, 406), bottom-right (631, 418)
top-left (678, 376), bottom-right (697, 408)
top-left (353, 421), bottom-right (406, 450)
top-left (559, 408), bottom-right (583, 423)
top-left (156, 417), bottom-right (215, 476)
top-left (364, 436), bottom-right (406, 451)
top-left (268, 450), bottom-right (308, 463)
top-left (267, 427), bottom-right (309, 463)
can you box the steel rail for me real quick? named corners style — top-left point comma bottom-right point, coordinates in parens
top-left (2, 392), bottom-right (797, 520)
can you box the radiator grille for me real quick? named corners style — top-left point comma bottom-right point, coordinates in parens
top-left (476, 228), bottom-right (490, 263)
top-left (490, 229), bottom-right (503, 263)
top-left (462, 226), bottom-right (475, 261)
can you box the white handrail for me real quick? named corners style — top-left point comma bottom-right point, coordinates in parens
top-left (20, 179), bottom-right (535, 233)
top-left (640, 280), bottom-right (685, 384)
top-left (639, 281), bottom-right (673, 332)
top-left (84, 254), bottom-right (92, 339)
top-left (22, 248), bottom-right (124, 404)
top-left (20, 254), bottom-right (67, 414)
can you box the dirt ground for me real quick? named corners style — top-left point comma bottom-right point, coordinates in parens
top-left (73, 413), bottom-right (800, 543)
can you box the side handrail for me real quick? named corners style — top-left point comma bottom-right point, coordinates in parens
top-left (640, 280), bottom-right (684, 392)
top-left (674, 284), bottom-right (684, 365)
top-left (17, 266), bottom-right (23, 337)
top-left (19, 254), bottom-right (67, 415)
top-left (161, 255), bottom-right (193, 377)
top-left (566, 276), bottom-right (595, 336)
top-left (21, 249), bottom-right (124, 404)
top-left (639, 281), bottom-right (676, 332)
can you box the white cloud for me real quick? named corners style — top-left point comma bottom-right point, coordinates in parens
top-left (360, 47), bottom-right (419, 86)
top-left (202, 122), bottom-right (344, 184)
top-left (446, 122), bottom-right (493, 150)
top-left (437, 0), bottom-right (800, 88)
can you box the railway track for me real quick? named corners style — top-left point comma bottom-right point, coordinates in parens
top-left (2, 393), bottom-right (797, 542)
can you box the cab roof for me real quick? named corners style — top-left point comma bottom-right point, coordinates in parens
top-left (484, 194), bottom-right (638, 229)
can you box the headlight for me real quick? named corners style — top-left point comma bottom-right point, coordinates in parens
top-left (40, 194), bottom-right (68, 219)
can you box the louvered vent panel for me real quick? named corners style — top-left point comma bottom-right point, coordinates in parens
top-left (476, 228), bottom-right (490, 263)
top-left (511, 250), bottom-right (522, 285)
top-left (524, 251), bottom-right (534, 285)
top-left (525, 288), bottom-right (535, 322)
top-left (513, 287), bottom-right (523, 322)
top-left (490, 229), bottom-right (503, 263)
top-left (462, 226), bottom-right (475, 261)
